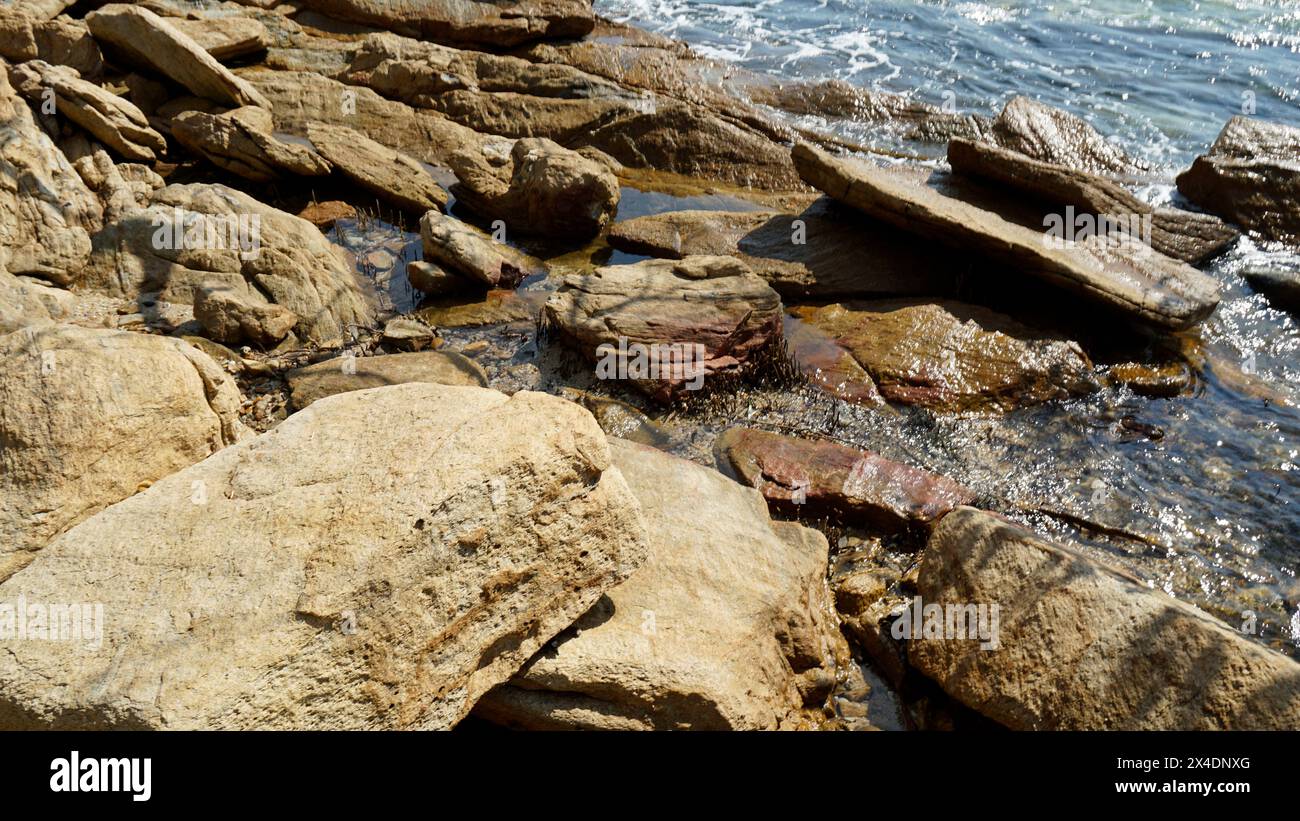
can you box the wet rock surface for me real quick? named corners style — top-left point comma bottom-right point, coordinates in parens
top-left (286, 350), bottom-right (487, 409)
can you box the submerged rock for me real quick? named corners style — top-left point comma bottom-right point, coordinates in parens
top-left (793, 142), bottom-right (1221, 331)
top-left (544, 256), bottom-right (784, 403)
top-left (607, 200), bottom-right (958, 300)
top-left (286, 350), bottom-right (486, 409)
top-left (1177, 116), bottom-right (1300, 244)
top-left (297, 0), bottom-right (596, 48)
top-left (948, 137), bottom-right (1238, 265)
top-left (910, 507), bottom-right (1300, 729)
top-left (476, 438), bottom-right (847, 730)
top-left (791, 300), bottom-right (1099, 413)
top-left (307, 121), bottom-right (448, 214)
top-left (0, 325), bottom-right (245, 583)
top-left (0, 384), bottom-right (648, 729)
top-left (86, 5), bottom-right (270, 109)
top-left (86, 183), bottom-right (375, 346)
top-left (0, 66), bottom-right (101, 285)
top-left (449, 137), bottom-right (619, 238)
top-left (716, 427), bottom-right (974, 533)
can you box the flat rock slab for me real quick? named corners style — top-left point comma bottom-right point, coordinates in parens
top-left (793, 142), bottom-right (1221, 331)
top-left (86, 5), bottom-right (270, 108)
top-left (476, 438), bottom-right (847, 730)
top-left (910, 507), bottom-right (1300, 729)
top-left (792, 300), bottom-right (1099, 413)
top-left (1177, 116), bottom-right (1300, 244)
top-left (169, 15), bottom-right (270, 61)
top-left (716, 427), bottom-right (974, 533)
top-left (298, 0), bottom-right (595, 48)
top-left (0, 325), bottom-right (245, 582)
top-left (948, 137), bottom-right (1238, 265)
top-left (607, 200), bottom-right (958, 300)
top-left (544, 255), bottom-right (784, 403)
top-left (173, 107), bottom-right (332, 183)
top-left (0, 384), bottom-right (648, 729)
top-left (308, 122), bottom-right (448, 214)
top-left (286, 349), bottom-right (486, 409)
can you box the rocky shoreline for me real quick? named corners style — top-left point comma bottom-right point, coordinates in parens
top-left (1, 0), bottom-right (1299, 730)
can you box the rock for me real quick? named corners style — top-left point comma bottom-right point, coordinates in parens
top-left (784, 313), bottom-right (884, 406)
top-left (8, 60), bottom-right (166, 163)
top-left (380, 317), bottom-right (436, 351)
top-left (241, 69), bottom-right (485, 169)
top-left (0, 1), bottom-right (75, 22)
top-left (286, 350), bottom-right (487, 409)
top-left (306, 122), bottom-right (447, 214)
top-left (0, 383), bottom-right (648, 729)
top-left (991, 96), bottom-right (1143, 175)
top-left (544, 256), bottom-right (784, 403)
top-left (947, 138), bottom-right (1238, 265)
top-left (1243, 266), bottom-right (1300, 314)
top-left (0, 325), bottom-right (245, 582)
top-left (85, 5), bottom-right (270, 109)
top-left (298, 200), bottom-right (355, 231)
top-left (172, 107), bottom-right (332, 183)
top-left (793, 142), bottom-right (1221, 331)
top-left (193, 287), bottom-right (298, 348)
top-left (419, 210), bottom-right (543, 289)
top-left (416, 289), bottom-right (541, 327)
top-left (475, 438), bottom-right (847, 730)
top-left (1177, 116), bottom-right (1300, 244)
top-left (297, 0), bottom-right (595, 48)
top-left (0, 268), bottom-right (65, 333)
top-left (607, 200), bottom-right (958, 300)
top-left (1108, 361), bottom-right (1192, 398)
top-left (0, 66), bottom-right (100, 286)
top-left (85, 183), bottom-right (375, 346)
top-left (61, 135), bottom-right (162, 222)
top-left (449, 136), bottom-right (619, 238)
top-left (169, 15), bottom-right (270, 61)
top-left (0, 12), bottom-right (102, 77)
top-left (716, 427), bottom-right (975, 532)
top-left (406, 260), bottom-right (465, 297)
top-left (791, 300), bottom-right (1099, 412)
top-left (909, 507), bottom-right (1300, 729)
top-left (556, 388), bottom-right (669, 447)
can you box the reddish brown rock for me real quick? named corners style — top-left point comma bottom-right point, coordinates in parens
top-left (716, 427), bottom-right (974, 533)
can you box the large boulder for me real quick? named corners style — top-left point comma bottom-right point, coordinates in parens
top-left (0, 268), bottom-right (71, 333)
top-left (0, 12), bottom-right (102, 77)
top-left (0, 66), bottom-right (101, 286)
top-left (86, 183), bottom-right (376, 346)
top-left (991, 96), bottom-right (1143, 175)
top-left (909, 507), bottom-right (1300, 729)
top-left (172, 107), bottom-right (332, 183)
top-left (476, 438), bottom-right (848, 730)
top-left (0, 325), bottom-right (245, 583)
top-left (716, 427), bottom-right (974, 533)
top-left (544, 256), bottom-right (784, 403)
top-left (791, 300), bottom-right (1099, 412)
top-left (0, 1), bottom-right (74, 21)
top-left (8, 60), bottom-right (166, 162)
top-left (793, 143), bottom-right (1221, 331)
top-left (607, 200), bottom-right (958, 300)
top-left (0, 384), bottom-right (649, 729)
top-left (297, 0), bottom-right (595, 48)
top-left (948, 138), bottom-right (1238, 265)
top-left (449, 136), bottom-right (619, 238)
top-left (286, 350), bottom-right (487, 410)
top-left (419, 210), bottom-right (543, 290)
top-left (85, 5), bottom-right (270, 108)
top-left (306, 122), bottom-right (448, 214)
top-left (1176, 116), bottom-right (1300, 244)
